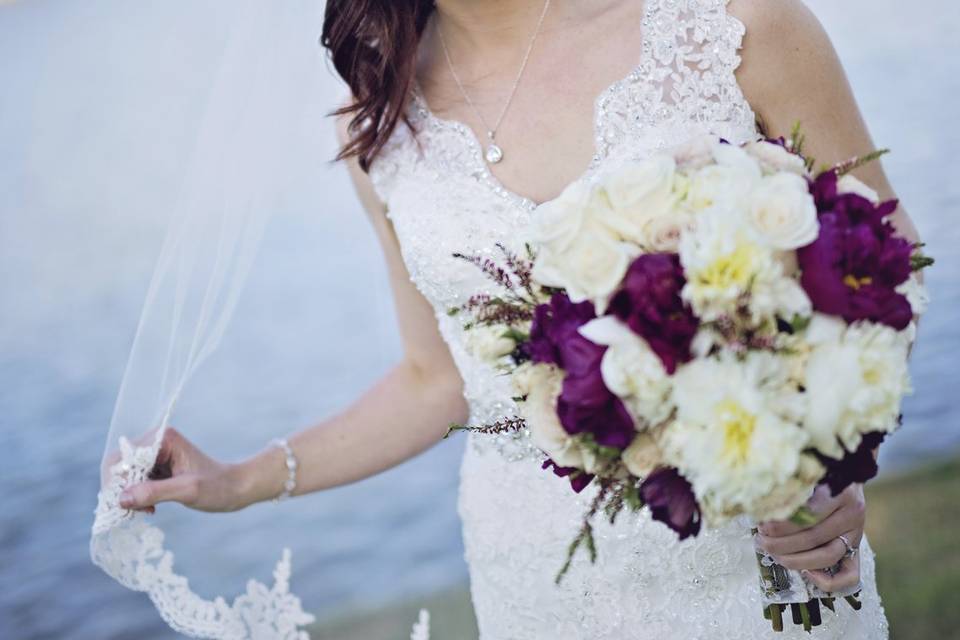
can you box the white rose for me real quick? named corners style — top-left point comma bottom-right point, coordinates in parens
top-left (512, 363), bottom-right (590, 468)
top-left (526, 179), bottom-right (591, 253)
top-left (464, 325), bottom-right (516, 362)
top-left (837, 174), bottom-right (880, 203)
top-left (599, 156), bottom-right (679, 244)
top-left (746, 172), bottom-right (820, 250)
top-left (578, 316), bottom-right (674, 427)
top-left (744, 140), bottom-right (807, 175)
top-left (642, 210), bottom-right (696, 253)
top-left (670, 134), bottom-right (716, 170)
top-left (686, 145), bottom-right (762, 212)
top-left (532, 220), bottom-right (635, 313)
top-left (621, 429), bottom-right (665, 478)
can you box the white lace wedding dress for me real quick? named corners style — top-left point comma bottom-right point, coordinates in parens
top-left (368, 1), bottom-right (889, 638)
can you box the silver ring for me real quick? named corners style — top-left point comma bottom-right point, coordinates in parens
top-left (838, 534), bottom-right (858, 559)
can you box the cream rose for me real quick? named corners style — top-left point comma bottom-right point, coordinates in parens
top-left (641, 210), bottom-right (696, 252)
top-left (464, 325), bottom-right (516, 363)
top-left (744, 140), bottom-right (807, 175)
top-left (532, 220), bottom-right (635, 312)
top-left (621, 430), bottom-right (665, 478)
top-left (686, 145), bottom-right (762, 212)
top-left (598, 156), bottom-right (679, 244)
top-left (526, 179), bottom-right (591, 254)
top-left (746, 172), bottom-right (819, 250)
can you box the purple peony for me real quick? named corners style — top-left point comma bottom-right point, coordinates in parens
top-left (639, 467), bottom-right (702, 540)
top-left (542, 458), bottom-right (595, 493)
top-left (607, 253), bottom-right (699, 374)
top-left (524, 291), bottom-right (636, 448)
top-left (799, 171), bottom-right (913, 330)
top-left (556, 373), bottom-right (636, 449)
top-left (524, 292), bottom-right (597, 367)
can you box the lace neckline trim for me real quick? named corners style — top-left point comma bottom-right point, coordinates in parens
top-left (408, 0), bottom-right (654, 213)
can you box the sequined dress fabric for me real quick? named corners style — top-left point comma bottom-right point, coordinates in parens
top-left (368, 1), bottom-right (889, 637)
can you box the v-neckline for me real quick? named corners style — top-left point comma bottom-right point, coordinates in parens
top-left (409, 0), bottom-right (653, 213)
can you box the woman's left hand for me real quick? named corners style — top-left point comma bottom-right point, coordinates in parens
top-left (755, 483), bottom-right (865, 593)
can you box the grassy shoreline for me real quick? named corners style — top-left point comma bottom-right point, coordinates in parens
top-left (309, 455), bottom-right (960, 640)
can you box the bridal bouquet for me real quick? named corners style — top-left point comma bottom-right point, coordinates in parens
top-left (445, 129), bottom-right (932, 632)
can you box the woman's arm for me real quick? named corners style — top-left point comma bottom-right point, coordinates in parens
top-left (730, 0), bottom-right (923, 592)
top-left (119, 109), bottom-right (469, 513)
top-left (733, 0), bottom-right (920, 246)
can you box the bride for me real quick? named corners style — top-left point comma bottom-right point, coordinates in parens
top-left (117, 0), bottom-right (918, 637)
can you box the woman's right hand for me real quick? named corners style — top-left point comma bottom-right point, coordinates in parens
top-left (118, 427), bottom-right (251, 514)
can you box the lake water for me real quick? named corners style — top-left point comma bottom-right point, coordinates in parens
top-left (1, 1), bottom-right (958, 638)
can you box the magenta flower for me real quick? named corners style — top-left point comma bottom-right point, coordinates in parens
top-left (524, 292), bottom-right (636, 449)
top-left (815, 431), bottom-right (887, 497)
top-left (799, 171), bottom-right (913, 330)
top-left (542, 458), bottom-right (594, 493)
top-left (607, 254), bottom-right (699, 374)
top-left (639, 467), bottom-right (702, 540)
top-left (556, 373), bottom-right (636, 449)
top-left (524, 292), bottom-right (597, 366)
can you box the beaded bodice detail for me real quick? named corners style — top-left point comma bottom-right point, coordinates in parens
top-left (367, 2), bottom-right (890, 638)
top-left (370, 0), bottom-right (758, 461)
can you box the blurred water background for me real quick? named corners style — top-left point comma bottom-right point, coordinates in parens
top-left (0, 1), bottom-right (957, 638)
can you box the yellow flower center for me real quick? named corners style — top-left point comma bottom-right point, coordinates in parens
top-left (716, 399), bottom-right (757, 466)
top-left (696, 242), bottom-right (760, 290)
top-left (843, 274), bottom-right (873, 290)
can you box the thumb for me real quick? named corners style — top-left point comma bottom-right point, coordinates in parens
top-left (119, 475), bottom-right (199, 510)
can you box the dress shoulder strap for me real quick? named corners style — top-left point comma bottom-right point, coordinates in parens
top-left (602, 0), bottom-right (756, 152)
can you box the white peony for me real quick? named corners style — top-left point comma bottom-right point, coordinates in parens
top-left (578, 316), bottom-right (674, 428)
top-left (598, 156), bottom-right (680, 245)
top-left (512, 363), bottom-right (594, 470)
top-left (746, 172), bottom-right (820, 250)
top-left (837, 174), bottom-right (880, 203)
top-left (743, 140), bottom-right (808, 175)
top-left (464, 325), bottom-right (516, 363)
top-left (679, 208), bottom-right (811, 323)
top-left (802, 318), bottom-right (912, 458)
top-left (662, 352), bottom-right (810, 523)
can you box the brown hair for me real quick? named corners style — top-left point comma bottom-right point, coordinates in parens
top-left (321, 0), bottom-right (435, 172)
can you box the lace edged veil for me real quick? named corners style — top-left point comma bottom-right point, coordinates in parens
top-left (90, 2), bottom-right (328, 637)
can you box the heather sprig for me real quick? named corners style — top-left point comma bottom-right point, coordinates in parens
top-left (444, 416), bottom-right (527, 439)
top-left (495, 242), bottom-right (536, 299)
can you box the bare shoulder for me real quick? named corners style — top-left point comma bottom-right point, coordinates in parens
top-left (727, 0), bottom-right (858, 142)
top-left (333, 97), bottom-right (388, 218)
top-left (728, 0), bottom-right (838, 114)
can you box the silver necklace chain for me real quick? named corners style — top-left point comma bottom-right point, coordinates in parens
top-left (435, 0), bottom-right (552, 164)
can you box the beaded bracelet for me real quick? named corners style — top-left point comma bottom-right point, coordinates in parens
top-left (270, 437), bottom-right (298, 503)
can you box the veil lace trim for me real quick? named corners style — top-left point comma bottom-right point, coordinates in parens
top-left (91, 428), bottom-right (316, 639)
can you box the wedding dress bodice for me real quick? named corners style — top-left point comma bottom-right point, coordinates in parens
top-left (369, 1), bottom-right (890, 638)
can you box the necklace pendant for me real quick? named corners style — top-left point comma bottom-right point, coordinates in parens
top-left (485, 142), bottom-right (504, 164)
